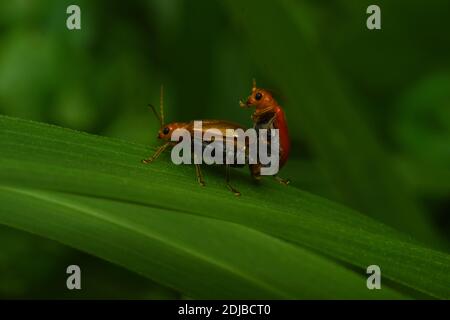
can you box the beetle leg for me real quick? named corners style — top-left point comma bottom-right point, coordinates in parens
top-left (249, 164), bottom-right (261, 182)
top-left (142, 142), bottom-right (170, 164)
top-left (226, 165), bottom-right (241, 196)
top-left (195, 164), bottom-right (205, 186)
top-left (274, 175), bottom-right (290, 185)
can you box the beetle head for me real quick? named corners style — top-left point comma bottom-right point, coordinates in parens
top-left (157, 123), bottom-right (181, 140)
top-left (239, 79), bottom-right (277, 111)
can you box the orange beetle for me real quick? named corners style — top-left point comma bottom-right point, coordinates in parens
top-left (240, 80), bottom-right (290, 184)
top-left (142, 86), bottom-right (261, 196)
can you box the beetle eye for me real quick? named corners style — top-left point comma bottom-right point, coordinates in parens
top-left (163, 127), bottom-right (170, 135)
top-left (255, 92), bottom-right (263, 100)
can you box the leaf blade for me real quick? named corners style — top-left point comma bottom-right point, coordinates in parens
top-left (1, 115), bottom-right (449, 298)
top-left (0, 185), bottom-right (401, 299)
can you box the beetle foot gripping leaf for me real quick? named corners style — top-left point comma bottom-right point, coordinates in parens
top-left (226, 165), bottom-right (241, 196)
top-left (275, 176), bottom-right (290, 185)
top-left (142, 142), bottom-right (171, 164)
top-left (195, 164), bottom-right (206, 187)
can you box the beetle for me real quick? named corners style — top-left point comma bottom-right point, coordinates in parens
top-left (142, 86), bottom-right (260, 196)
top-left (239, 79), bottom-right (290, 185)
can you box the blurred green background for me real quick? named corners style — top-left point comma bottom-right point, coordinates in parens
top-left (0, 0), bottom-right (449, 298)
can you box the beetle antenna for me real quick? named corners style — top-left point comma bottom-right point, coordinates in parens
top-left (252, 78), bottom-right (257, 91)
top-left (147, 104), bottom-right (162, 125)
top-left (160, 85), bottom-right (164, 126)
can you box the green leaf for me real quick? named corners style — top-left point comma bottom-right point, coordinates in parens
top-left (1, 115), bottom-right (449, 299)
top-left (0, 186), bottom-right (397, 299)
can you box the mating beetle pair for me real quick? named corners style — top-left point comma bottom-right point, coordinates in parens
top-left (142, 80), bottom-right (290, 196)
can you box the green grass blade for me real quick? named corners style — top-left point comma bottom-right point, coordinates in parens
top-left (1, 115), bottom-right (449, 298)
top-left (0, 185), bottom-right (404, 299)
